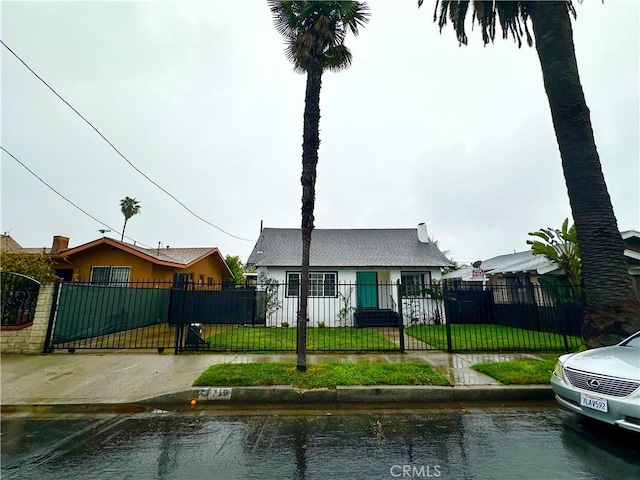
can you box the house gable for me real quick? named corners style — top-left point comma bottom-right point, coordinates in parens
top-left (52, 237), bottom-right (232, 282)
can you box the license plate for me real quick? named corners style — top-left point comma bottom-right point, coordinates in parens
top-left (581, 393), bottom-right (608, 413)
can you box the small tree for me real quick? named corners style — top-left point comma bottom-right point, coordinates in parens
top-left (258, 273), bottom-right (282, 322)
top-left (527, 218), bottom-right (581, 295)
top-left (120, 197), bottom-right (141, 242)
top-left (336, 287), bottom-right (356, 327)
top-left (424, 280), bottom-right (445, 325)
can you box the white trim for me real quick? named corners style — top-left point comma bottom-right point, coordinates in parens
top-left (624, 249), bottom-right (640, 261)
top-left (537, 262), bottom-right (562, 275)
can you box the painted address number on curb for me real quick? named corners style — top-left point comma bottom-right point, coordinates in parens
top-left (198, 387), bottom-right (232, 401)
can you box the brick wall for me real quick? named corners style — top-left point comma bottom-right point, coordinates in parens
top-left (1, 282), bottom-right (56, 354)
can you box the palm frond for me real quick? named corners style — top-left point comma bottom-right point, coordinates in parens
top-left (424, 1), bottom-right (574, 48)
top-left (324, 44), bottom-right (353, 72)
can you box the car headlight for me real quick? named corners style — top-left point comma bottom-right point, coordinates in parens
top-left (553, 360), bottom-right (564, 379)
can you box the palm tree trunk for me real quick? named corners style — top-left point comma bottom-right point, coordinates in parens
top-left (121, 219), bottom-right (128, 242)
top-left (297, 65), bottom-right (323, 372)
top-left (528, 1), bottom-right (640, 347)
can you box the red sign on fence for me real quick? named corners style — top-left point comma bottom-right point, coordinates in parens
top-left (471, 268), bottom-right (485, 280)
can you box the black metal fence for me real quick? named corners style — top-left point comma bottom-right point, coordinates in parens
top-left (49, 281), bottom-right (175, 352)
top-left (44, 279), bottom-right (584, 353)
top-left (443, 282), bottom-right (583, 334)
top-left (1, 272), bottom-right (41, 328)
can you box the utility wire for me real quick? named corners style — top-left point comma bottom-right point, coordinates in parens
top-left (1, 146), bottom-right (155, 249)
top-left (1, 39), bottom-right (255, 243)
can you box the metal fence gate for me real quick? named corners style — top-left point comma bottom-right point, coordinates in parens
top-left (46, 281), bottom-right (260, 353)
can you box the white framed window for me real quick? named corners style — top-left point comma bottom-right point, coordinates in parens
top-left (286, 272), bottom-right (337, 297)
top-left (286, 273), bottom-right (300, 297)
top-left (401, 272), bottom-right (432, 297)
top-left (90, 266), bottom-right (131, 285)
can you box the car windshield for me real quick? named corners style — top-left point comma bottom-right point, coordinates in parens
top-left (620, 333), bottom-right (640, 348)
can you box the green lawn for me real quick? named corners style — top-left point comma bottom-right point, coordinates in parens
top-left (194, 362), bottom-right (451, 389)
top-left (206, 327), bottom-right (400, 352)
top-left (472, 358), bottom-right (557, 385)
top-left (405, 324), bottom-right (582, 351)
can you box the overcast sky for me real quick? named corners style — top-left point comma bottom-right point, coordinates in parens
top-left (1, 0), bottom-right (638, 265)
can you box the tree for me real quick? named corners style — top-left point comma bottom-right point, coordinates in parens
top-left (269, 0), bottom-right (370, 371)
top-left (225, 255), bottom-right (247, 285)
top-left (527, 218), bottom-right (581, 293)
top-left (119, 197), bottom-right (141, 242)
top-left (421, 0), bottom-right (639, 347)
top-left (0, 251), bottom-right (56, 281)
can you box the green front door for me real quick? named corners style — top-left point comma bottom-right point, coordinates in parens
top-left (356, 272), bottom-right (378, 309)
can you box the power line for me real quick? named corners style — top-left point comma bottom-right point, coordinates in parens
top-left (1, 146), bottom-right (154, 249)
top-left (1, 39), bottom-right (255, 243)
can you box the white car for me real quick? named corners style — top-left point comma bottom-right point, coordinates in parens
top-left (551, 331), bottom-right (640, 433)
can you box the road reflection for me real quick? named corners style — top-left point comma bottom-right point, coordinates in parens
top-left (2, 406), bottom-right (638, 479)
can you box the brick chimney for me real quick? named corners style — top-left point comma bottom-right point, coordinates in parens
top-left (51, 236), bottom-right (69, 254)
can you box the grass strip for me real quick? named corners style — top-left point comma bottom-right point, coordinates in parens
top-left (405, 324), bottom-right (582, 351)
top-left (472, 359), bottom-right (556, 385)
top-left (193, 362), bottom-right (451, 389)
top-left (206, 327), bottom-right (400, 352)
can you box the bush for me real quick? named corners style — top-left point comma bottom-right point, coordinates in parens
top-left (0, 251), bottom-right (57, 281)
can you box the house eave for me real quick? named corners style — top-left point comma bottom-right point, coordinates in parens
top-left (55, 237), bottom-right (225, 270)
top-left (255, 264), bottom-right (451, 269)
top-left (624, 249), bottom-right (640, 261)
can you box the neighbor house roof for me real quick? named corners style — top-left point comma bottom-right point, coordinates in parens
top-left (54, 237), bottom-right (233, 276)
top-left (22, 247), bottom-right (52, 254)
top-left (247, 228), bottom-right (453, 268)
top-left (442, 250), bottom-right (557, 281)
top-left (0, 235), bottom-right (25, 253)
top-left (444, 230), bottom-right (640, 281)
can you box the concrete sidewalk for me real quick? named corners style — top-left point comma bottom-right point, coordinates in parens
top-left (0, 351), bottom-right (552, 408)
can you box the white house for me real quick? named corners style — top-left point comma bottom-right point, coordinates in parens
top-left (246, 224), bottom-right (453, 327)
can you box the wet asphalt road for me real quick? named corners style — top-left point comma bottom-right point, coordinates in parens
top-left (1, 405), bottom-right (639, 480)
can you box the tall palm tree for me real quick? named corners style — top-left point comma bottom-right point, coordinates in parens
top-left (421, 0), bottom-right (639, 347)
top-left (269, 1), bottom-right (370, 371)
top-left (119, 196), bottom-right (141, 242)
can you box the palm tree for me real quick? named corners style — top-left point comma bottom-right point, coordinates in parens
top-left (119, 196), bottom-right (141, 242)
top-left (269, 1), bottom-right (370, 371)
top-left (421, 0), bottom-right (639, 347)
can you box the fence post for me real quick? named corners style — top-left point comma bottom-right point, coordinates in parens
top-left (443, 282), bottom-right (453, 353)
top-left (172, 280), bottom-right (190, 355)
top-left (42, 280), bottom-right (61, 354)
top-left (396, 280), bottom-right (405, 353)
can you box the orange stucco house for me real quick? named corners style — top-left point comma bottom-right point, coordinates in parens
top-left (48, 236), bottom-right (233, 285)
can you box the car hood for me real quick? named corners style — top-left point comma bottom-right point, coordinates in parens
top-left (565, 346), bottom-right (640, 381)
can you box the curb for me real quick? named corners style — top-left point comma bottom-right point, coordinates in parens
top-left (136, 385), bottom-right (554, 406)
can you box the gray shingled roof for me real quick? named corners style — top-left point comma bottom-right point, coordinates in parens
top-left (247, 228), bottom-right (452, 268)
